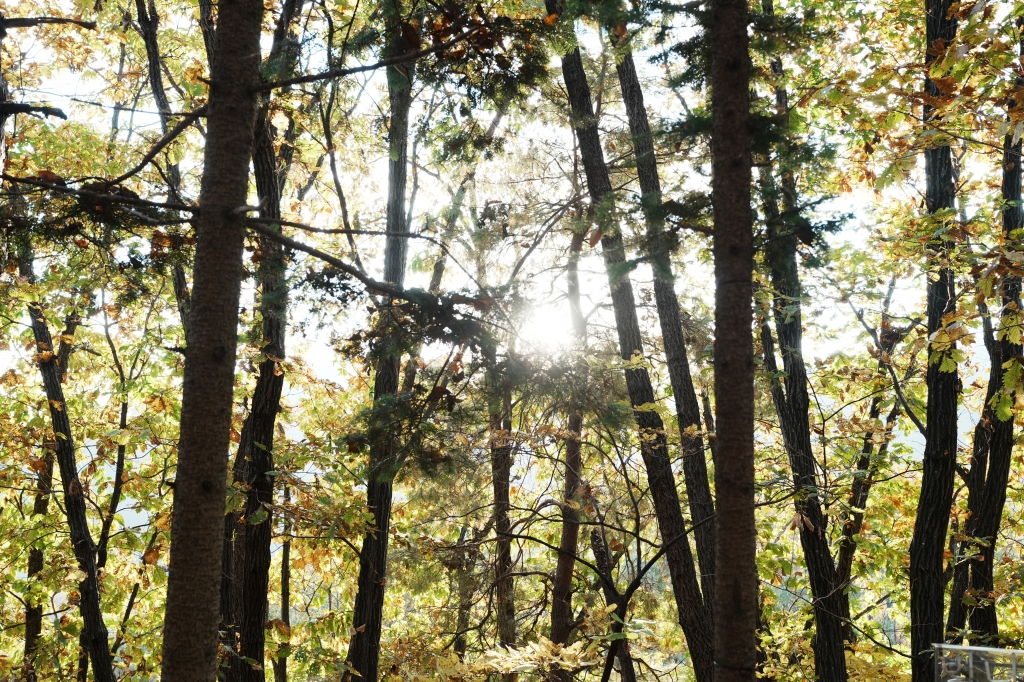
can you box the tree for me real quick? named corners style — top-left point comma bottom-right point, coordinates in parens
top-left (607, 5), bottom-right (717, 606)
top-left (229, 3), bottom-right (306, 679)
top-left (946, 23), bottom-right (1024, 646)
top-left (160, 0), bottom-right (266, 678)
top-left (342, 9), bottom-right (417, 679)
top-left (709, 0), bottom-right (757, 681)
top-left (908, 0), bottom-right (960, 676)
top-left (755, 4), bottom-right (850, 673)
top-left (542, 5), bottom-right (715, 680)
top-left (6, 0), bottom-right (1024, 680)
top-left (19, 251), bottom-right (115, 681)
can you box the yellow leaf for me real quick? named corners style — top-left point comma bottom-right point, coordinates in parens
top-left (153, 511), bottom-right (171, 531)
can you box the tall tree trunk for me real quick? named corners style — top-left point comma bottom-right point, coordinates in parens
top-left (612, 42), bottom-right (716, 604)
top-left (160, 0), bottom-right (265, 678)
top-left (23, 308), bottom-right (78, 678)
top-left (759, 310), bottom-right (847, 681)
top-left (946, 40), bottom-right (1022, 642)
top-left (758, 162), bottom-right (848, 678)
top-left (966, 91), bottom-right (1023, 641)
top-left (234, 3), bottom-right (305, 679)
top-left (549, 227), bottom-right (587, 659)
top-left (709, 0), bottom-right (757, 678)
top-left (27, 314), bottom-right (115, 680)
top-left (909, 0), bottom-right (959, 676)
top-left (490, 382), bottom-right (516, 655)
top-left (590, 530), bottom-right (638, 682)
top-left (16, 242), bottom-right (115, 682)
top-left (544, 7), bottom-right (714, 680)
top-left (135, 0), bottom-right (193, 339)
top-left (342, 27), bottom-right (414, 681)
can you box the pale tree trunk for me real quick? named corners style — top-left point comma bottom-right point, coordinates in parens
top-left (160, 0), bottom-right (265, 677)
top-left (709, 0), bottom-right (757, 678)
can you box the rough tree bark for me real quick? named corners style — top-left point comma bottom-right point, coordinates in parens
top-left (758, 169), bottom-right (848, 678)
top-left (20, 290), bottom-right (115, 681)
top-left (230, 2), bottom-right (305, 679)
top-left (908, 0), bottom-right (959, 676)
top-left (549, 226), bottom-right (587, 661)
top-left (159, 0), bottom-right (265, 677)
top-left (709, 0), bottom-right (757, 678)
top-left (22, 306), bottom-right (79, 679)
top-left (342, 20), bottom-right (415, 680)
top-left (15, 236), bottom-right (113, 682)
top-left (612, 38), bottom-right (716, 603)
top-left (490, 381), bottom-right (517, 655)
top-left (759, 302), bottom-right (848, 681)
top-left (544, 5), bottom-right (714, 680)
top-left (946, 36), bottom-right (1022, 643)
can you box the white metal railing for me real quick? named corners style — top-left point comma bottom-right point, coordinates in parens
top-left (936, 643), bottom-right (1024, 681)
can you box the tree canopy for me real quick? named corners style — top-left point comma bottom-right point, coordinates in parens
top-left (0, 0), bottom-right (1022, 681)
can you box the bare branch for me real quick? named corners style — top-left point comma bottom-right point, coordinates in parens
top-left (1, 173), bottom-right (196, 213)
top-left (246, 222), bottom-right (409, 299)
top-left (0, 103), bottom-right (67, 119)
top-left (106, 105), bottom-right (207, 187)
top-left (850, 303), bottom-right (927, 437)
top-left (253, 26), bottom-right (482, 91)
top-left (1, 16), bottom-right (97, 31)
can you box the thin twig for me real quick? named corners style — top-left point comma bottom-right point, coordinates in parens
top-left (255, 26), bottom-right (482, 91)
top-left (850, 304), bottom-right (927, 437)
top-left (1, 173), bottom-right (196, 212)
top-left (246, 222), bottom-right (410, 299)
top-left (106, 105), bottom-right (207, 187)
